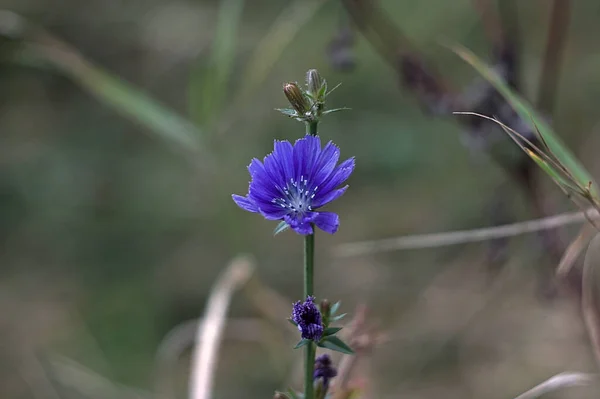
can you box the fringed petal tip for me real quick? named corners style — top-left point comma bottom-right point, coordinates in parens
top-left (314, 212), bottom-right (339, 234)
top-left (232, 194), bottom-right (259, 213)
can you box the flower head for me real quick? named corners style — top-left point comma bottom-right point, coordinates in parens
top-left (232, 134), bottom-right (354, 235)
top-left (292, 296), bottom-right (323, 341)
top-left (314, 354), bottom-right (338, 390)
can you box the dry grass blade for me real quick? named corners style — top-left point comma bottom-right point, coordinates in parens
top-left (19, 350), bottom-right (61, 399)
top-left (453, 44), bottom-right (599, 196)
top-left (0, 10), bottom-right (204, 161)
top-left (512, 372), bottom-right (593, 399)
top-left (556, 223), bottom-right (596, 281)
top-left (582, 234), bottom-right (600, 369)
top-left (334, 210), bottom-right (589, 257)
top-left (454, 112), bottom-right (580, 189)
top-left (188, 256), bottom-right (254, 399)
top-left (155, 317), bottom-right (267, 399)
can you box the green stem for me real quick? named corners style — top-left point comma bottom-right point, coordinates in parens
top-left (304, 231), bottom-right (315, 399)
top-left (306, 121), bottom-right (318, 136)
top-left (304, 232), bottom-right (314, 297)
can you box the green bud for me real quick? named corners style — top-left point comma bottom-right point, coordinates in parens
top-left (283, 82), bottom-right (309, 115)
top-left (320, 299), bottom-right (330, 316)
top-left (306, 69), bottom-right (325, 98)
top-left (314, 379), bottom-right (326, 399)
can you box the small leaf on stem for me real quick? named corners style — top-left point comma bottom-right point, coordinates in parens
top-left (274, 221), bottom-right (291, 235)
top-left (293, 339), bottom-right (311, 349)
top-left (323, 327), bottom-right (342, 336)
top-left (329, 301), bottom-right (341, 316)
top-left (318, 336), bottom-right (354, 355)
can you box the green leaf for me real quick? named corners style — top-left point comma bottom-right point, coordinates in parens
top-left (189, 0), bottom-right (245, 127)
top-left (322, 107), bottom-right (351, 115)
top-left (1, 14), bottom-right (203, 157)
top-left (318, 336), bottom-right (354, 355)
top-left (274, 221), bottom-right (291, 235)
top-left (287, 318), bottom-right (298, 327)
top-left (329, 301), bottom-right (341, 316)
top-left (453, 44), bottom-right (599, 197)
top-left (324, 82), bottom-right (342, 98)
top-left (318, 80), bottom-right (328, 99)
top-left (293, 339), bottom-right (311, 349)
top-left (330, 313), bottom-right (347, 322)
top-left (275, 108), bottom-right (299, 118)
top-left (323, 327), bottom-right (342, 336)
top-left (524, 147), bottom-right (585, 195)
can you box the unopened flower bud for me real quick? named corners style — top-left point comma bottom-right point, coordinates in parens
top-left (320, 299), bottom-right (330, 316)
top-left (283, 82), bottom-right (309, 115)
top-left (314, 354), bottom-right (337, 393)
top-left (314, 378), bottom-right (326, 399)
top-left (306, 69), bottom-right (325, 98)
top-left (292, 296), bottom-right (323, 341)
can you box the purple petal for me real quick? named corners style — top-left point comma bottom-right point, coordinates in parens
top-left (247, 158), bottom-right (266, 178)
top-left (310, 141), bottom-right (340, 187)
top-left (232, 194), bottom-right (259, 213)
top-left (313, 212), bottom-right (339, 234)
top-left (248, 184), bottom-right (278, 204)
top-left (284, 213), bottom-right (316, 235)
top-left (247, 159), bottom-right (281, 199)
top-left (263, 152), bottom-right (286, 189)
top-left (257, 205), bottom-right (289, 220)
top-left (272, 140), bottom-right (294, 183)
top-left (291, 222), bottom-right (314, 235)
top-left (293, 135), bottom-right (321, 183)
top-left (313, 157), bottom-right (355, 203)
top-left (312, 186), bottom-right (348, 208)
top-left (247, 189), bottom-right (290, 219)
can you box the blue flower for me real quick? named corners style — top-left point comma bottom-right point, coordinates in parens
top-left (292, 296), bottom-right (323, 341)
top-left (314, 354), bottom-right (337, 390)
top-left (232, 134), bottom-right (354, 235)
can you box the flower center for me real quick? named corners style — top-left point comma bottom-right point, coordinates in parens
top-left (271, 176), bottom-right (318, 217)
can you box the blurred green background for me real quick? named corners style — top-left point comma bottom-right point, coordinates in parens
top-left (2, 0), bottom-right (600, 398)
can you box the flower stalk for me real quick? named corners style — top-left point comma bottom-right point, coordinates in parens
top-left (304, 232), bottom-right (316, 399)
top-left (306, 121), bottom-right (319, 136)
top-left (232, 69), bottom-right (354, 399)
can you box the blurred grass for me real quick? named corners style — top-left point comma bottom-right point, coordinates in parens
top-left (0, 10), bottom-right (205, 160)
top-left (1, 1), bottom-right (600, 399)
top-left (454, 44), bottom-right (600, 198)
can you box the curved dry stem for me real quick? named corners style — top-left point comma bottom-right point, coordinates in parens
top-left (155, 317), bottom-right (267, 399)
top-left (188, 256), bottom-right (254, 399)
top-left (582, 234), bottom-right (600, 369)
top-left (512, 372), bottom-right (593, 399)
top-left (556, 223), bottom-right (596, 281)
top-left (334, 209), bottom-right (590, 258)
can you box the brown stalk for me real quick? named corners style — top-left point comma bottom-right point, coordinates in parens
top-left (537, 0), bottom-right (571, 116)
top-left (341, 0), bottom-right (574, 297)
top-left (341, 0), bottom-right (454, 108)
top-left (471, 0), bottom-right (504, 48)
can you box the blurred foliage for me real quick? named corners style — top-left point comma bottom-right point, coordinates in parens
top-left (2, 1), bottom-right (600, 399)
